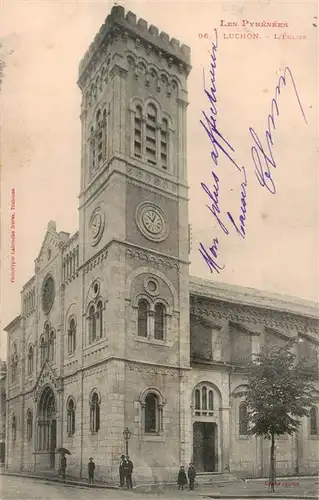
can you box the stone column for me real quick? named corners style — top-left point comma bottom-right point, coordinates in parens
top-left (179, 371), bottom-right (192, 467)
top-left (219, 406), bottom-right (230, 471)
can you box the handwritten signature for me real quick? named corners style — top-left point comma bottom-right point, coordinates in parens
top-left (249, 66), bottom-right (307, 194)
top-left (198, 29), bottom-right (247, 274)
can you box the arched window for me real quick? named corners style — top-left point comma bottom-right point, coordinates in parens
top-left (90, 392), bottom-right (100, 433)
top-left (154, 303), bottom-right (165, 340)
top-left (96, 301), bottom-right (103, 339)
top-left (134, 105), bottom-right (142, 158)
top-left (145, 103), bottom-right (157, 165)
top-left (40, 336), bottom-right (46, 364)
top-left (103, 109), bottom-right (107, 157)
top-left (12, 415), bottom-right (17, 441)
top-left (89, 305), bottom-right (96, 343)
top-left (27, 345), bottom-right (33, 375)
top-left (310, 406), bottom-right (318, 436)
top-left (239, 402), bottom-right (249, 436)
top-left (26, 409), bottom-right (33, 441)
top-left (68, 318), bottom-right (76, 355)
top-left (142, 391), bottom-right (163, 434)
top-left (48, 331), bottom-right (55, 363)
top-left (195, 389), bottom-right (200, 411)
top-left (160, 118), bottom-right (168, 170)
top-left (137, 299), bottom-right (149, 337)
top-left (145, 393), bottom-right (158, 433)
top-left (11, 356), bottom-right (18, 383)
top-left (193, 383), bottom-right (215, 416)
top-left (67, 397), bottom-right (75, 436)
top-left (90, 126), bottom-right (96, 172)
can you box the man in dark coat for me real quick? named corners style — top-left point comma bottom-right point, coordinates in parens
top-left (177, 466), bottom-right (187, 490)
top-left (123, 455), bottom-right (133, 489)
top-left (88, 457), bottom-right (95, 484)
top-left (60, 453), bottom-right (67, 481)
top-left (187, 463), bottom-right (196, 490)
top-left (119, 455), bottom-right (125, 487)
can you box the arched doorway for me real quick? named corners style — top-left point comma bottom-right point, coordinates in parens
top-left (192, 382), bottom-right (220, 473)
top-left (37, 386), bottom-right (57, 468)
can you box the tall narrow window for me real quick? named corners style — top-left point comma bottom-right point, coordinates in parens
top-left (202, 386), bottom-right (207, 411)
top-left (48, 331), bottom-right (55, 363)
top-left (67, 398), bottom-right (75, 436)
top-left (154, 304), bottom-right (165, 340)
top-left (145, 393), bottom-right (158, 433)
top-left (208, 390), bottom-right (214, 415)
top-left (26, 410), bottom-right (33, 441)
top-left (103, 109), bottom-right (107, 158)
top-left (160, 118), bottom-right (168, 170)
top-left (310, 406), bottom-right (318, 436)
top-left (68, 318), bottom-right (76, 355)
top-left (12, 415), bottom-right (17, 441)
top-left (40, 336), bottom-right (46, 364)
top-left (134, 106), bottom-right (142, 158)
top-left (90, 126), bottom-right (96, 172)
top-left (145, 104), bottom-right (157, 165)
top-left (137, 300), bottom-right (148, 337)
top-left (195, 389), bottom-right (201, 415)
top-left (90, 392), bottom-right (100, 433)
top-left (89, 305), bottom-right (96, 343)
top-left (11, 346), bottom-right (18, 383)
top-left (239, 402), bottom-right (248, 436)
top-left (27, 345), bottom-right (33, 375)
top-left (96, 301), bottom-right (103, 339)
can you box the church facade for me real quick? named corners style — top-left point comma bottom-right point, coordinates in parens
top-left (5, 6), bottom-right (319, 484)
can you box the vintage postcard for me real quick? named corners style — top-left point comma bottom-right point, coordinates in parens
top-left (0, 0), bottom-right (318, 498)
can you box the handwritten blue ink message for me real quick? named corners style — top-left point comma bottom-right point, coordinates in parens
top-left (199, 29), bottom-right (247, 274)
top-left (199, 31), bottom-right (307, 274)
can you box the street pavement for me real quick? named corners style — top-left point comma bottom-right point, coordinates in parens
top-left (1, 474), bottom-right (318, 500)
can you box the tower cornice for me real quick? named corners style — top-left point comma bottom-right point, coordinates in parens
top-left (78, 6), bottom-right (191, 90)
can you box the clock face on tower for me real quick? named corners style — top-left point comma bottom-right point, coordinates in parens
top-left (135, 202), bottom-right (169, 242)
top-left (90, 208), bottom-right (104, 245)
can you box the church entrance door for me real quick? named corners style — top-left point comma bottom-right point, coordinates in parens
top-left (193, 422), bottom-right (217, 472)
top-left (37, 386), bottom-right (57, 469)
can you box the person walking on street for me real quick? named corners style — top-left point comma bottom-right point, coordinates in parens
top-left (124, 455), bottom-right (134, 489)
top-left (60, 453), bottom-right (67, 481)
top-left (119, 454), bottom-right (125, 487)
top-left (187, 463), bottom-right (196, 490)
top-left (88, 457), bottom-right (95, 485)
top-left (177, 465), bottom-right (187, 490)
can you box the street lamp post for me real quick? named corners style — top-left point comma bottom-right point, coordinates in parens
top-left (123, 427), bottom-right (131, 456)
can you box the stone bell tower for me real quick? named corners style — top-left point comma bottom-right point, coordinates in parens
top-left (77, 6), bottom-right (192, 482)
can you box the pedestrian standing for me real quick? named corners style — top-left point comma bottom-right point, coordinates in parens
top-left (187, 463), bottom-right (196, 490)
top-left (60, 453), bottom-right (67, 481)
top-left (177, 465), bottom-right (187, 490)
top-left (124, 455), bottom-right (134, 489)
top-left (88, 457), bottom-right (95, 484)
top-left (119, 454), bottom-right (125, 487)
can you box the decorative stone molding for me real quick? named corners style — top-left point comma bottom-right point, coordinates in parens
top-left (34, 363), bottom-right (61, 402)
top-left (83, 364), bottom-right (108, 378)
top-left (126, 164), bottom-right (179, 196)
top-left (125, 247), bottom-right (179, 270)
top-left (80, 249), bottom-right (108, 274)
top-left (190, 300), bottom-right (318, 335)
top-left (125, 360), bottom-right (180, 377)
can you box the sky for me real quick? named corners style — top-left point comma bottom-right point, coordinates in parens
top-left (1, 0), bottom-right (318, 358)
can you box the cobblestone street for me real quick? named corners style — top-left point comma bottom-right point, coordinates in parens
top-left (1, 475), bottom-right (318, 500)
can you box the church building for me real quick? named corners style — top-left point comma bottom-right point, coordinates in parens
top-left (4, 6), bottom-right (319, 484)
